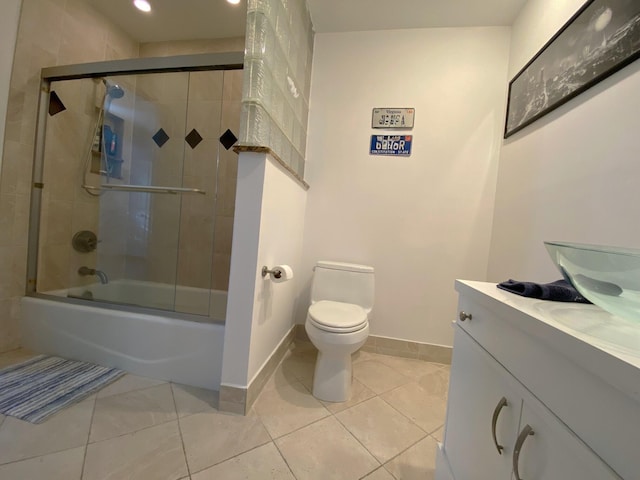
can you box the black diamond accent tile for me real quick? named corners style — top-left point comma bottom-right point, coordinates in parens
top-left (185, 128), bottom-right (203, 149)
top-left (48, 91), bottom-right (66, 116)
top-left (219, 129), bottom-right (238, 150)
top-left (152, 128), bottom-right (170, 148)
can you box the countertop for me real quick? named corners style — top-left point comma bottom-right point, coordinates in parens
top-left (455, 280), bottom-right (640, 404)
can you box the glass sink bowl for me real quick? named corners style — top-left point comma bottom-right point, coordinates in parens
top-left (544, 241), bottom-right (640, 323)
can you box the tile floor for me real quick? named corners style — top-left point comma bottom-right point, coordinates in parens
top-left (0, 342), bottom-right (449, 480)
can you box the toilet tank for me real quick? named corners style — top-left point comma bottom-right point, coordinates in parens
top-left (311, 261), bottom-right (375, 312)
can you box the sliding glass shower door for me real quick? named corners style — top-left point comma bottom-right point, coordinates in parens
top-left (36, 68), bottom-right (239, 318)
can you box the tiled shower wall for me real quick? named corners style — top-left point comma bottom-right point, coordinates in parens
top-left (0, 0), bottom-right (244, 351)
top-left (239, 0), bottom-right (314, 178)
top-left (0, 0), bottom-right (139, 352)
top-left (125, 69), bottom-right (242, 293)
top-left (38, 75), bottom-right (137, 292)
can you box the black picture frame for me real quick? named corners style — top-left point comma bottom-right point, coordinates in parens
top-left (504, 0), bottom-right (640, 138)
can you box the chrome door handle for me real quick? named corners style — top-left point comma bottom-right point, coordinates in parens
top-left (513, 424), bottom-right (535, 480)
top-left (459, 311), bottom-right (472, 322)
top-left (491, 397), bottom-right (508, 454)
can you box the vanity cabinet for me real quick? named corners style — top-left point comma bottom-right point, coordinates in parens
top-left (435, 281), bottom-right (640, 480)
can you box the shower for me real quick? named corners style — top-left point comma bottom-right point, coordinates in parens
top-left (81, 77), bottom-right (127, 194)
top-left (33, 54), bottom-right (243, 319)
top-left (25, 52), bottom-right (244, 390)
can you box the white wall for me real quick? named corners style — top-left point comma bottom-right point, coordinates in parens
top-left (487, 0), bottom-right (640, 283)
top-left (300, 28), bottom-right (511, 347)
top-left (221, 152), bottom-right (307, 388)
top-left (0, 0), bottom-right (22, 173)
top-left (248, 157), bottom-right (307, 382)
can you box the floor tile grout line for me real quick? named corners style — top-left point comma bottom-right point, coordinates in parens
top-left (272, 438), bottom-right (300, 480)
top-left (86, 414), bottom-right (179, 446)
top-left (266, 407), bottom-right (332, 441)
top-left (357, 465), bottom-right (394, 480)
top-left (376, 427), bottom-right (430, 469)
top-left (331, 400), bottom-right (387, 468)
top-left (374, 390), bottom-right (430, 435)
top-left (96, 378), bottom-right (169, 400)
top-left (79, 394), bottom-right (98, 479)
top-left (0, 442), bottom-right (88, 469)
top-left (170, 383), bottom-right (192, 479)
top-left (187, 439), bottom-right (273, 477)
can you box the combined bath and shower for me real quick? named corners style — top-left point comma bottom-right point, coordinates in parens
top-left (81, 78), bottom-right (125, 196)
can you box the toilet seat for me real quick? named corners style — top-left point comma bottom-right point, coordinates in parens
top-left (308, 300), bottom-right (368, 333)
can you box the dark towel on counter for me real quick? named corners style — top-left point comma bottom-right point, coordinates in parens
top-left (497, 279), bottom-right (592, 304)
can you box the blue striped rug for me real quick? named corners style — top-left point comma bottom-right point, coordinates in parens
top-left (0, 355), bottom-right (125, 423)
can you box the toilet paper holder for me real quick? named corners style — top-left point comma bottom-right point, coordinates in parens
top-left (261, 266), bottom-right (284, 279)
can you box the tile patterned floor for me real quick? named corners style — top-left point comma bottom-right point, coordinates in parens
top-left (0, 343), bottom-right (449, 480)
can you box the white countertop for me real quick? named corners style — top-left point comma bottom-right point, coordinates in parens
top-left (455, 280), bottom-right (640, 402)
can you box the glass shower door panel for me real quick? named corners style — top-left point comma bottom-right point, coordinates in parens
top-left (37, 77), bottom-right (100, 296)
top-left (89, 72), bottom-right (191, 311)
top-left (174, 71), bottom-right (224, 317)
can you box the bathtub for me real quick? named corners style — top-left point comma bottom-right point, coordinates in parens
top-left (20, 280), bottom-right (227, 390)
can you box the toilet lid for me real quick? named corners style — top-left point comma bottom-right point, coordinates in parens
top-left (308, 300), bottom-right (368, 333)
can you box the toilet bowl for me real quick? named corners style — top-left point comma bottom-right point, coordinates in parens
top-left (305, 261), bottom-right (374, 402)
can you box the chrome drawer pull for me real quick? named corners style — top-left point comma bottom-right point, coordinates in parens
top-left (513, 424), bottom-right (535, 480)
top-left (491, 397), bottom-right (508, 454)
top-left (459, 311), bottom-right (472, 321)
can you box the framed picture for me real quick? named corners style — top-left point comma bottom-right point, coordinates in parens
top-left (504, 0), bottom-right (640, 138)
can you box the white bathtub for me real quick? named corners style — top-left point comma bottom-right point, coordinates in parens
top-left (20, 281), bottom-right (227, 390)
top-left (63, 279), bottom-right (228, 321)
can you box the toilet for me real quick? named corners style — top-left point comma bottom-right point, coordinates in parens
top-left (305, 260), bottom-right (374, 402)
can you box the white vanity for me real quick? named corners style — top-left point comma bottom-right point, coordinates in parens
top-left (435, 280), bottom-right (640, 480)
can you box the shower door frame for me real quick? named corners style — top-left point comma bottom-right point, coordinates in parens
top-left (27, 52), bottom-right (244, 321)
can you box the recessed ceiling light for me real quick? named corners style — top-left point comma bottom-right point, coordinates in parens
top-left (227, 0), bottom-right (241, 5)
top-left (133, 0), bottom-right (151, 12)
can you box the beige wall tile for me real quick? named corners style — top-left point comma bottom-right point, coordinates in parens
top-left (0, 0), bottom-right (243, 350)
top-left (0, 298), bottom-right (21, 351)
top-left (189, 71), bottom-right (224, 102)
top-left (212, 253), bottom-right (231, 291)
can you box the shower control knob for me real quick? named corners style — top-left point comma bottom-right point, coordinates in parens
top-left (459, 311), bottom-right (472, 322)
top-left (72, 230), bottom-right (98, 253)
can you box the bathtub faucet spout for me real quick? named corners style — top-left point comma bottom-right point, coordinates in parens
top-left (78, 266), bottom-right (109, 285)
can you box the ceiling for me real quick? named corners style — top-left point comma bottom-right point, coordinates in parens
top-left (84, 0), bottom-right (528, 43)
top-left (308, 0), bottom-right (528, 32)
top-left (85, 0), bottom-right (248, 43)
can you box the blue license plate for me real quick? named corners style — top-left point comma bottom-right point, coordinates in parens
top-left (370, 135), bottom-right (412, 156)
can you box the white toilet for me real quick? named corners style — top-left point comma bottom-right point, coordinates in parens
top-left (305, 260), bottom-right (374, 402)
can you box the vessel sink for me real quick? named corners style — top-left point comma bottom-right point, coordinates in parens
top-left (544, 241), bottom-right (640, 323)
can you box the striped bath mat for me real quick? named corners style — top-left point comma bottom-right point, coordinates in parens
top-left (0, 355), bottom-right (125, 423)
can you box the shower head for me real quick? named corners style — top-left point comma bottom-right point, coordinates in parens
top-left (102, 79), bottom-right (125, 99)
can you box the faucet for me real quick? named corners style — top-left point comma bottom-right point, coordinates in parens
top-left (78, 266), bottom-right (109, 285)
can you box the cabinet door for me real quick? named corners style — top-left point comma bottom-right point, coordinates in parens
top-left (514, 401), bottom-right (622, 480)
top-left (443, 326), bottom-right (521, 480)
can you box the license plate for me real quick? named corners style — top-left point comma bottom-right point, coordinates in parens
top-left (372, 108), bottom-right (415, 129)
top-left (370, 135), bottom-right (412, 156)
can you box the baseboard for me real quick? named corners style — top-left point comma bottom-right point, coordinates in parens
top-left (219, 325), bottom-right (297, 415)
top-left (295, 324), bottom-right (452, 365)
